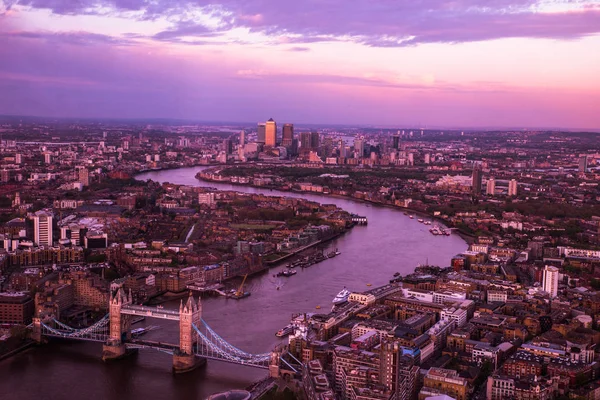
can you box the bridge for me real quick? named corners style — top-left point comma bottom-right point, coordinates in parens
top-left (32, 288), bottom-right (287, 373)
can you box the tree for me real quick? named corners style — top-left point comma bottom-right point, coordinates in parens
top-left (9, 325), bottom-right (30, 341)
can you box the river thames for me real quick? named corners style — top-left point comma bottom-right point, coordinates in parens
top-left (0, 166), bottom-right (467, 400)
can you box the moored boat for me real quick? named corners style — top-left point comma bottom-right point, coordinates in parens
top-left (332, 288), bottom-right (351, 305)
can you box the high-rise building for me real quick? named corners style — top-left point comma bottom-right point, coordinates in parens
top-left (579, 155), bottom-right (588, 173)
top-left (310, 131), bottom-right (320, 149)
top-left (265, 118), bottom-right (277, 147)
top-left (44, 152), bottom-right (51, 164)
top-left (257, 123), bottom-right (266, 144)
top-left (354, 139), bottom-right (365, 158)
top-left (15, 153), bottom-right (22, 164)
top-left (282, 123), bottom-right (294, 147)
top-left (300, 132), bottom-right (311, 149)
top-left (392, 135), bottom-right (400, 150)
top-left (424, 153), bottom-right (430, 164)
top-left (78, 167), bottom-right (89, 187)
top-left (239, 130), bottom-right (245, 147)
top-left (223, 139), bottom-right (233, 154)
top-left (486, 178), bottom-right (496, 196)
top-left (508, 179), bottom-right (518, 197)
top-left (543, 265), bottom-right (559, 298)
top-left (380, 338), bottom-right (419, 400)
top-left (32, 211), bottom-right (53, 247)
top-left (472, 164), bottom-right (482, 196)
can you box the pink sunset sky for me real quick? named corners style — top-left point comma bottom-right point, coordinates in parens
top-left (0, 0), bottom-right (599, 129)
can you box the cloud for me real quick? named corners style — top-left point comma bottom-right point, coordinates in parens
top-left (9, 0), bottom-right (600, 46)
top-left (0, 30), bottom-right (136, 46)
top-left (287, 46), bottom-right (310, 52)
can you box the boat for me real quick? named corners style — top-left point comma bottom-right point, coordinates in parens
top-left (393, 272), bottom-right (400, 277)
top-left (409, 215), bottom-right (414, 219)
top-left (418, 219), bottom-right (424, 223)
top-left (276, 324), bottom-right (295, 337)
top-left (315, 305), bottom-right (321, 309)
top-left (332, 288), bottom-right (351, 305)
top-left (327, 248), bottom-right (340, 258)
top-left (444, 229), bottom-right (451, 236)
top-left (277, 269), bottom-right (297, 277)
top-left (229, 274), bottom-right (250, 299)
top-left (366, 283), bottom-right (372, 286)
top-left (229, 291), bottom-right (251, 300)
top-left (131, 325), bottom-right (159, 338)
top-left (424, 221), bottom-right (432, 225)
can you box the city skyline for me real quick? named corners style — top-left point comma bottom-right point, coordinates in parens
top-left (1, 1), bottom-right (600, 129)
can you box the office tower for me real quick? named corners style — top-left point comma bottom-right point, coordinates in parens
top-left (508, 179), bottom-right (518, 197)
top-left (354, 139), bottom-right (365, 158)
top-left (424, 153), bottom-right (430, 164)
top-left (310, 131), bottom-right (320, 149)
top-left (486, 178), bottom-right (496, 196)
top-left (239, 130), bottom-right (245, 147)
top-left (265, 118), bottom-right (277, 146)
top-left (579, 155), bottom-right (588, 173)
top-left (300, 132), bottom-right (311, 149)
top-left (472, 164), bottom-right (482, 196)
top-left (32, 211), bottom-right (53, 247)
top-left (543, 265), bottom-right (559, 298)
top-left (392, 135), bottom-right (400, 150)
top-left (257, 123), bottom-right (266, 144)
top-left (223, 139), bottom-right (233, 154)
top-left (282, 124), bottom-right (294, 147)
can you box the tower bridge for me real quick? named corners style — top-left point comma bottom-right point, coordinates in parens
top-left (32, 288), bottom-right (285, 373)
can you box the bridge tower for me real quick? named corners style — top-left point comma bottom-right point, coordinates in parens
top-left (102, 288), bottom-right (133, 361)
top-left (173, 295), bottom-right (203, 373)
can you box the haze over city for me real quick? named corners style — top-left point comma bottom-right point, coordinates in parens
top-left (1, 0), bottom-right (600, 129)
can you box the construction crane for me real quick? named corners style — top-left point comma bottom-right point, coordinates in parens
top-left (230, 274), bottom-right (250, 299)
top-left (236, 274), bottom-right (248, 296)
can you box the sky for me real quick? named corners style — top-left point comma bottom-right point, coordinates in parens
top-left (1, 0), bottom-right (600, 129)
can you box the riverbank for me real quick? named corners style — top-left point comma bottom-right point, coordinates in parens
top-left (0, 340), bottom-right (35, 362)
top-left (195, 173), bottom-right (475, 246)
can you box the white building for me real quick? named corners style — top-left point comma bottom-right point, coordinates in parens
top-left (486, 178), bottom-right (496, 195)
top-left (508, 179), bottom-right (518, 196)
top-left (32, 211), bottom-right (53, 247)
top-left (441, 306), bottom-right (468, 328)
top-left (543, 265), bottom-right (559, 298)
top-left (198, 192), bottom-right (216, 206)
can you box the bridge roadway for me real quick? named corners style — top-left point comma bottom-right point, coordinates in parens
top-left (120, 305), bottom-right (180, 321)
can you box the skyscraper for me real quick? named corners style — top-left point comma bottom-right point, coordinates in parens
top-left (310, 131), bottom-right (320, 149)
top-left (579, 155), bottom-right (588, 173)
top-left (472, 164), bottom-right (482, 196)
top-left (354, 139), bottom-right (365, 158)
top-left (282, 123), bottom-right (294, 147)
top-left (508, 179), bottom-right (518, 197)
top-left (257, 123), bottom-right (266, 144)
top-left (32, 211), bottom-right (53, 247)
top-left (486, 178), bottom-right (496, 196)
top-left (543, 265), bottom-right (559, 298)
top-left (265, 118), bottom-right (277, 147)
top-left (239, 130), bottom-right (245, 147)
top-left (300, 132), bottom-right (311, 149)
top-left (392, 135), bottom-right (400, 150)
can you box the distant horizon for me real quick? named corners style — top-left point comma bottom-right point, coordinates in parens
top-left (1, 1), bottom-right (600, 130)
top-left (1, 113), bottom-right (599, 134)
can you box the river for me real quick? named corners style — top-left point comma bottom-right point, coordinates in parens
top-left (0, 166), bottom-right (467, 400)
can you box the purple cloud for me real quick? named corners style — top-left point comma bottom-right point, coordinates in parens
top-left (10, 0), bottom-right (600, 46)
